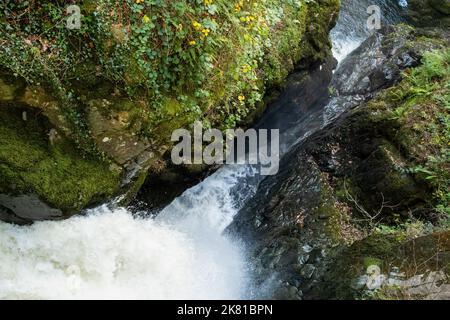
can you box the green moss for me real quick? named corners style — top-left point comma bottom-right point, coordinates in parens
top-left (407, 0), bottom-right (450, 27)
top-left (363, 257), bottom-right (383, 268)
top-left (0, 0), bottom-right (340, 215)
top-left (1, 0), bottom-right (340, 144)
top-left (310, 233), bottom-right (402, 299)
top-left (371, 49), bottom-right (450, 216)
top-left (312, 174), bottom-right (352, 245)
top-left (342, 47), bottom-right (450, 221)
top-left (0, 105), bottom-right (121, 214)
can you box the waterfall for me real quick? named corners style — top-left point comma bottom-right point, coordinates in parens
top-left (1, 207), bottom-right (246, 299)
top-left (332, 0), bottom-right (405, 62)
top-left (0, 1), bottom-right (404, 300)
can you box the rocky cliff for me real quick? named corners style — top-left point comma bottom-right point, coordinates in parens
top-left (406, 0), bottom-right (450, 27)
top-left (0, 0), bottom-right (340, 223)
top-left (230, 22), bottom-right (450, 299)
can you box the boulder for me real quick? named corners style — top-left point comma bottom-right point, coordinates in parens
top-left (313, 231), bottom-right (450, 299)
top-left (229, 24), bottom-right (449, 299)
top-left (405, 0), bottom-right (450, 27)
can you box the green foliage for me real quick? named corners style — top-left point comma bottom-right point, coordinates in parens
top-left (0, 1), bottom-right (102, 156)
top-left (93, 0), bottom-right (329, 129)
top-left (0, 0), bottom-right (338, 212)
top-left (387, 49), bottom-right (450, 217)
top-left (0, 0), bottom-right (338, 140)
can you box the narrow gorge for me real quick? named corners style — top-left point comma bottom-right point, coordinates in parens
top-left (0, 0), bottom-right (449, 300)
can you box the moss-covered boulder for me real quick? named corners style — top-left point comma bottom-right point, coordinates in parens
top-left (0, 105), bottom-right (121, 224)
top-left (0, 0), bottom-right (340, 222)
top-left (313, 231), bottom-right (450, 299)
top-left (406, 0), bottom-right (450, 27)
top-left (430, 0), bottom-right (450, 15)
top-left (230, 24), bottom-right (450, 300)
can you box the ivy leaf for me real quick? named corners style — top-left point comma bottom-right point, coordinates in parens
top-left (207, 4), bottom-right (217, 15)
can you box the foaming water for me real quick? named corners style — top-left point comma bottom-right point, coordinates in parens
top-left (0, 164), bottom-right (258, 300)
top-left (332, 0), bottom-right (405, 62)
top-left (0, 1), bottom-right (406, 300)
top-left (0, 205), bottom-right (248, 299)
top-left (157, 165), bottom-right (258, 233)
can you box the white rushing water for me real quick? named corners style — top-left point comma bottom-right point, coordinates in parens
top-left (0, 1), bottom-right (405, 300)
top-left (332, 0), bottom-right (406, 62)
top-left (0, 166), bottom-right (256, 300)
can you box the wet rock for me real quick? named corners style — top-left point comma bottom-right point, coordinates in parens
top-left (229, 24), bottom-right (449, 300)
top-left (301, 264), bottom-right (316, 279)
top-left (130, 161), bottom-right (219, 213)
top-left (332, 25), bottom-right (428, 97)
top-left (0, 194), bottom-right (63, 224)
top-left (405, 0), bottom-right (450, 28)
top-left (312, 231), bottom-right (450, 299)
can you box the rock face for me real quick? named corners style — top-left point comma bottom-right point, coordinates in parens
top-left (312, 231), bottom-right (450, 299)
top-left (132, 53), bottom-right (339, 213)
top-left (0, 103), bottom-right (123, 224)
top-left (405, 0), bottom-right (450, 27)
top-left (229, 25), bottom-right (450, 299)
top-left (0, 1), bottom-right (340, 222)
top-left (0, 77), bottom-right (160, 223)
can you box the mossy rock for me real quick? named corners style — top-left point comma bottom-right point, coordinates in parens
top-left (0, 104), bottom-right (121, 223)
top-left (430, 0), bottom-right (450, 15)
top-left (312, 231), bottom-right (450, 299)
top-left (0, 1), bottom-right (341, 221)
top-left (406, 0), bottom-right (450, 27)
top-left (352, 140), bottom-right (428, 218)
